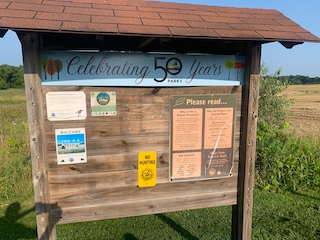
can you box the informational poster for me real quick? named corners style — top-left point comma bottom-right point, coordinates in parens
top-left (55, 128), bottom-right (87, 165)
top-left (169, 94), bottom-right (236, 182)
top-left (90, 92), bottom-right (117, 116)
top-left (46, 91), bottom-right (87, 121)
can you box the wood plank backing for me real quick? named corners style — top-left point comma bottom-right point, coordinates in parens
top-left (42, 86), bottom-right (242, 104)
top-left (50, 168), bottom-right (238, 208)
top-left (49, 163), bottom-right (238, 195)
top-left (52, 189), bottom-right (237, 225)
top-left (43, 86), bottom-right (242, 223)
top-left (48, 152), bottom-right (169, 174)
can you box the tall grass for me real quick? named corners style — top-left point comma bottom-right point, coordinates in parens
top-left (256, 122), bottom-right (320, 191)
top-left (0, 89), bottom-right (33, 203)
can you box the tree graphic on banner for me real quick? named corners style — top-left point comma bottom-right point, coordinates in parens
top-left (224, 60), bottom-right (235, 80)
top-left (234, 62), bottom-right (245, 80)
top-left (40, 56), bottom-right (48, 80)
top-left (224, 60), bottom-right (245, 80)
top-left (40, 56), bottom-right (63, 80)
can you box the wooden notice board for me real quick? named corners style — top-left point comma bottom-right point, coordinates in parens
top-left (42, 86), bottom-right (242, 225)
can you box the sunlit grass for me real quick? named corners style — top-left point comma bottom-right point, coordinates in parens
top-left (0, 88), bottom-right (32, 203)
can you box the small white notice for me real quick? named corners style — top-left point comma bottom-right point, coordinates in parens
top-left (46, 91), bottom-right (87, 121)
top-left (55, 128), bottom-right (87, 165)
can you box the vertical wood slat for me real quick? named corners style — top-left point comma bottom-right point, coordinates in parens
top-left (19, 33), bottom-right (55, 240)
top-left (232, 42), bottom-right (261, 240)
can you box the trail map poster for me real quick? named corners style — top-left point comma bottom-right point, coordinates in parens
top-left (169, 94), bottom-right (236, 182)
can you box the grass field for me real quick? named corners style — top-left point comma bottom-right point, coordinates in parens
top-left (0, 89), bottom-right (33, 204)
top-left (0, 87), bottom-right (319, 239)
top-left (283, 84), bottom-right (320, 136)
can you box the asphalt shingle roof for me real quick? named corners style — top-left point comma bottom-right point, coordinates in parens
top-left (0, 0), bottom-right (319, 43)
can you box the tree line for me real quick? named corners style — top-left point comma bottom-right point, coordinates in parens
top-left (0, 64), bottom-right (24, 89)
top-left (277, 75), bottom-right (320, 85)
top-left (1, 64), bottom-right (320, 89)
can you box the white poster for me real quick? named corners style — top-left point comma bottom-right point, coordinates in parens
top-left (55, 128), bottom-right (87, 165)
top-left (46, 91), bottom-right (87, 121)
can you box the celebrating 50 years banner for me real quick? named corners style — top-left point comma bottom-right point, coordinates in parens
top-left (39, 50), bottom-right (246, 86)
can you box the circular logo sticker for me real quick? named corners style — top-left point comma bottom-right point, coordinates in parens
top-left (166, 57), bottom-right (182, 75)
top-left (141, 169), bottom-right (153, 181)
top-left (96, 92), bottom-right (110, 105)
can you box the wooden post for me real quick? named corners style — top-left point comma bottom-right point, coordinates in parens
top-left (232, 41), bottom-right (261, 239)
top-left (19, 32), bottom-right (55, 240)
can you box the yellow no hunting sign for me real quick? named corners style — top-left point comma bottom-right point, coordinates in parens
top-left (138, 152), bottom-right (157, 188)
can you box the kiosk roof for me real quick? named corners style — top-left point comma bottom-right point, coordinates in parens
top-left (0, 0), bottom-right (319, 44)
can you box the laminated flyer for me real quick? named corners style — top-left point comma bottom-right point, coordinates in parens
top-left (55, 128), bottom-right (87, 165)
top-left (46, 91), bottom-right (87, 121)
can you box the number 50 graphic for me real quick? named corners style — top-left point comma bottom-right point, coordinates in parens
top-left (154, 57), bottom-right (182, 82)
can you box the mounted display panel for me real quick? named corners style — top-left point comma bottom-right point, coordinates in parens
top-left (44, 86), bottom-right (242, 226)
top-left (36, 50), bottom-right (245, 227)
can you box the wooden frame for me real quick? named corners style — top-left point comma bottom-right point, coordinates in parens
top-left (20, 32), bottom-right (261, 240)
top-left (19, 32), bottom-right (55, 239)
top-left (232, 42), bottom-right (261, 240)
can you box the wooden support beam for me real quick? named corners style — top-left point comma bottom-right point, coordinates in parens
top-left (139, 37), bottom-right (156, 48)
top-left (232, 41), bottom-right (261, 240)
top-left (19, 32), bottom-right (55, 240)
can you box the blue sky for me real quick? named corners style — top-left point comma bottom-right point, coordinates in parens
top-left (0, 0), bottom-right (319, 77)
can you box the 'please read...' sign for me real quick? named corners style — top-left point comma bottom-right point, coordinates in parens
top-left (39, 50), bottom-right (246, 86)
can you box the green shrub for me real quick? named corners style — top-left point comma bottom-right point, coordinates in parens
top-left (255, 65), bottom-right (320, 191)
top-left (256, 122), bottom-right (320, 191)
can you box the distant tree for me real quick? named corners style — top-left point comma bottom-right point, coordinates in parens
top-left (0, 64), bottom-right (24, 89)
top-left (278, 75), bottom-right (320, 85)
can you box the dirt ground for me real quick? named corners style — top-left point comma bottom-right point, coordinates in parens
top-left (282, 84), bottom-right (320, 136)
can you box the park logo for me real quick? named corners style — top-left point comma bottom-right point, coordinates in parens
top-left (96, 92), bottom-right (110, 106)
